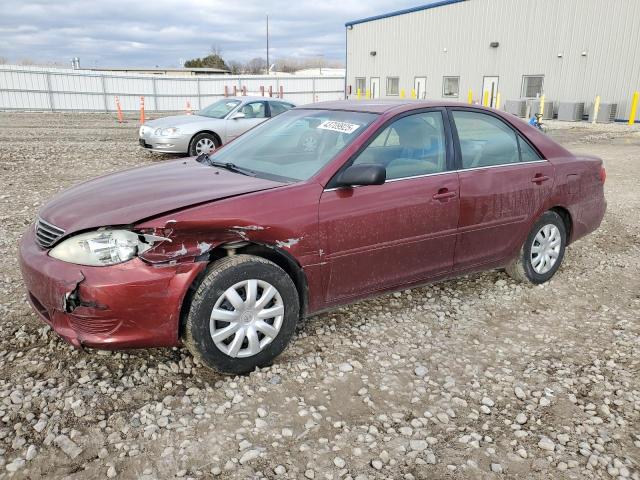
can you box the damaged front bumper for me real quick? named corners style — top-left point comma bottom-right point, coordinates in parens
top-left (19, 227), bottom-right (206, 349)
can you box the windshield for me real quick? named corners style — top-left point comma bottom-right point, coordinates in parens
top-left (198, 99), bottom-right (241, 119)
top-left (207, 109), bottom-right (378, 181)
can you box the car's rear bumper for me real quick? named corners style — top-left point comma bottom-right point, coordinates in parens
top-left (19, 226), bottom-right (206, 349)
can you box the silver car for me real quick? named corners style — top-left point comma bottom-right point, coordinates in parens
top-left (138, 96), bottom-right (296, 155)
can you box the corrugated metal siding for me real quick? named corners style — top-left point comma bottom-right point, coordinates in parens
top-left (346, 0), bottom-right (640, 120)
top-left (0, 65), bottom-right (345, 111)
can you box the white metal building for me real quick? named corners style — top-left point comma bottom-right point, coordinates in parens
top-left (345, 0), bottom-right (640, 121)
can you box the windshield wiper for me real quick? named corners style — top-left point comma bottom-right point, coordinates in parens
top-left (195, 154), bottom-right (256, 177)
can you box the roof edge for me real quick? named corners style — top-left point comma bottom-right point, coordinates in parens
top-left (345, 0), bottom-right (467, 27)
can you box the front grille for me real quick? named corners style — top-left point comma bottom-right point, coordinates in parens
top-left (69, 315), bottom-right (121, 336)
top-left (35, 218), bottom-right (65, 248)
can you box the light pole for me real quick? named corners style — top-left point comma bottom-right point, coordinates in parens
top-left (266, 14), bottom-right (270, 75)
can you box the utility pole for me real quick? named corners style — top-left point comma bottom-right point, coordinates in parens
top-left (266, 14), bottom-right (270, 75)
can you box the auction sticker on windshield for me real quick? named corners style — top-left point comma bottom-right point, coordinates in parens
top-left (317, 120), bottom-right (361, 134)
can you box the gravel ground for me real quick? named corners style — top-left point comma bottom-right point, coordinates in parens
top-left (0, 112), bottom-right (639, 480)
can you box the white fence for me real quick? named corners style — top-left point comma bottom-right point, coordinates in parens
top-left (0, 65), bottom-right (345, 111)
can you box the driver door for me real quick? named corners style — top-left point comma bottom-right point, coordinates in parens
top-left (319, 110), bottom-right (460, 303)
top-left (225, 101), bottom-right (269, 141)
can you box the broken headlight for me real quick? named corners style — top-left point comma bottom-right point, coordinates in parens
top-left (49, 230), bottom-right (154, 266)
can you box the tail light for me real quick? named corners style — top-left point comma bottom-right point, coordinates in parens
top-left (599, 166), bottom-right (607, 184)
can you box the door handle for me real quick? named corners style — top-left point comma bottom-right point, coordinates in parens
top-left (433, 189), bottom-right (457, 200)
top-left (531, 174), bottom-right (550, 184)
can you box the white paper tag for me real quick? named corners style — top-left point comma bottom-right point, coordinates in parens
top-left (317, 120), bottom-right (361, 134)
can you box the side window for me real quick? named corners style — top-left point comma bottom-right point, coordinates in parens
top-left (269, 102), bottom-right (294, 117)
top-left (239, 102), bottom-right (267, 119)
top-left (353, 112), bottom-right (447, 180)
top-left (452, 111), bottom-right (520, 169)
top-left (519, 136), bottom-right (541, 162)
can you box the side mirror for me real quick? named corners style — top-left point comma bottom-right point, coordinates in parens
top-left (336, 164), bottom-right (386, 187)
top-left (230, 112), bottom-right (246, 120)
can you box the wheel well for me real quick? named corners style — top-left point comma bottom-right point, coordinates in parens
top-left (189, 130), bottom-right (222, 151)
top-left (178, 242), bottom-right (309, 339)
top-left (550, 206), bottom-right (573, 242)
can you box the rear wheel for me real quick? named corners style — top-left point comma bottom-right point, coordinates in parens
top-left (189, 133), bottom-right (220, 156)
top-left (184, 255), bottom-right (299, 374)
top-left (506, 211), bottom-right (566, 284)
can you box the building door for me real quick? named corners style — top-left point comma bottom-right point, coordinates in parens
top-left (482, 76), bottom-right (499, 107)
top-left (414, 77), bottom-right (427, 99)
top-left (370, 77), bottom-right (380, 98)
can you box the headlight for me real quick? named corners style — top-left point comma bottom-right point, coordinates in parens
top-left (154, 127), bottom-right (180, 136)
top-left (49, 230), bottom-right (154, 266)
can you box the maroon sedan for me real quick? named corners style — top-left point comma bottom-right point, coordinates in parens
top-left (19, 101), bottom-right (606, 374)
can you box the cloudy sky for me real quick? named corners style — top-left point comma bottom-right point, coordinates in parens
top-left (0, 0), bottom-right (422, 67)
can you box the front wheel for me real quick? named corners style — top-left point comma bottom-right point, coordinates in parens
top-left (506, 211), bottom-right (566, 284)
top-left (189, 133), bottom-right (220, 156)
top-left (184, 255), bottom-right (299, 374)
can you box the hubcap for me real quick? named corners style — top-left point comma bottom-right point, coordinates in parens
top-left (209, 279), bottom-right (284, 358)
top-left (195, 138), bottom-right (215, 155)
top-left (530, 224), bottom-right (561, 274)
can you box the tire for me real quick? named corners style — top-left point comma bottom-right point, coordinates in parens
top-left (188, 133), bottom-right (220, 156)
top-left (184, 254), bottom-right (299, 375)
top-left (506, 211), bottom-right (567, 284)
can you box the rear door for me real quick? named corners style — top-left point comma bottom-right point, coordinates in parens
top-left (449, 109), bottom-right (555, 270)
top-left (319, 109), bottom-right (459, 302)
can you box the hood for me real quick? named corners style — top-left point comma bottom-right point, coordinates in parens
top-left (145, 114), bottom-right (219, 128)
top-left (39, 158), bottom-right (283, 234)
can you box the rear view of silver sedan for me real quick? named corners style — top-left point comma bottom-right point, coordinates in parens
top-left (139, 97), bottom-right (296, 155)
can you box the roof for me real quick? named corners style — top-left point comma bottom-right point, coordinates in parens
top-left (298, 99), bottom-right (469, 114)
top-left (345, 0), bottom-right (467, 27)
top-left (86, 67), bottom-right (229, 73)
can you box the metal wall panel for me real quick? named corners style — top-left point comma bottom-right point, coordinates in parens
top-left (346, 0), bottom-right (640, 120)
top-left (0, 65), bottom-right (345, 112)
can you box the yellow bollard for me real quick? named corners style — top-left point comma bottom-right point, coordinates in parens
top-left (629, 91), bottom-right (639, 125)
top-left (400, 89), bottom-right (405, 99)
top-left (539, 95), bottom-right (545, 117)
top-left (366, 89), bottom-right (370, 99)
top-left (592, 95), bottom-right (601, 124)
top-left (357, 88), bottom-right (361, 100)
top-left (411, 89), bottom-right (416, 99)
top-left (483, 90), bottom-right (489, 107)
top-left (467, 89), bottom-right (473, 104)
top-left (495, 92), bottom-right (501, 110)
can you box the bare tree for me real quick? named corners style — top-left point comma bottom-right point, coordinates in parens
top-left (245, 57), bottom-right (267, 74)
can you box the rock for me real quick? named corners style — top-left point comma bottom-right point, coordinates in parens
top-left (6, 458), bottom-right (26, 472)
top-left (334, 457), bottom-right (346, 468)
top-left (257, 407), bottom-right (268, 418)
top-left (539, 397), bottom-right (551, 407)
top-left (514, 386), bottom-right (526, 400)
top-left (33, 419), bottom-right (47, 433)
top-left (371, 459), bottom-right (383, 470)
top-left (491, 463), bottom-right (503, 473)
top-left (414, 366), bottom-right (428, 377)
top-left (107, 466), bottom-right (117, 478)
top-left (25, 445), bottom-right (37, 461)
top-left (338, 363), bottom-right (353, 373)
top-left (481, 397), bottom-right (495, 407)
top-left (538, 437), bottom-right (555, 452)
top-left (239, 449), bottom-right (260, 464)
top-left (436, 412), bottom-right (449, 424)
top-left (515, 413), bottom-right (527, 424)
top-left (54, 435), bottom-right (83, 459)
top-left (410, 440), bottom-right (428, 452)
top-left (274, 465), bottom-right (286, 475)
top-left (557, 433), bottom-right (570, 446)
top-left (304, 469), bottom-right (315, 479)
